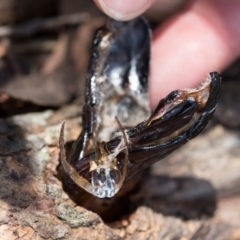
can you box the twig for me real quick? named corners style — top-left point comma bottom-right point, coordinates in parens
top-left (0, 13), bottom-right (91, 38)
top-left (12, 39), bottom-right (57, 53)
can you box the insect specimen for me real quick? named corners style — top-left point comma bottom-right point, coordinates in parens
top-left (59, 17), bottom-right (221, 198)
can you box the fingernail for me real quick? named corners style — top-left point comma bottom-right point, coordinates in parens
top-left (98, 0), bottom-right (153, 21)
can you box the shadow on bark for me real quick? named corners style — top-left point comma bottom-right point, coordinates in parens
top-left (59, 158), bottom-right (217, 223)
top-left (0, 118), bottom-right (38, 209)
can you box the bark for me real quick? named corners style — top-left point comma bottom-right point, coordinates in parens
top-left (0, 102), bottom-right (239, 240)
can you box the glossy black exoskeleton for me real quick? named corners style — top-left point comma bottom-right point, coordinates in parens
top-left (59, 17), bottom-right (221, 198)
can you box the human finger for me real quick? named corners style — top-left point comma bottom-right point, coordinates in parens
top-left (94, 0), bottom-right (154, 21)
top-left (150, 0), bottom-right (240, 107)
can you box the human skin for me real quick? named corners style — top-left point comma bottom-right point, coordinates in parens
top-left (94, 0), bottom-right (240, 107)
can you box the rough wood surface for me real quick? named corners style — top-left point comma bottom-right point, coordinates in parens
top-left (0, 100), bottom-right (239, 239)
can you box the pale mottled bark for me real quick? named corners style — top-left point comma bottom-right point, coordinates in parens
top-left (0, 103), bottom-right (239, 239)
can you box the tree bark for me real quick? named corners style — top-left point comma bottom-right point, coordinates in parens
top-left (0, 102), bottom-right (239, 239)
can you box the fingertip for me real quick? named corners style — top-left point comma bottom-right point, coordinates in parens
top-left (150, 0), bottom-right (240, 107)
top-left (94, 0), bottom-right (153, 21)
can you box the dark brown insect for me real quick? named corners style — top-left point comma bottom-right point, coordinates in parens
top-left (59, 17), bottom-right (221, 198)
